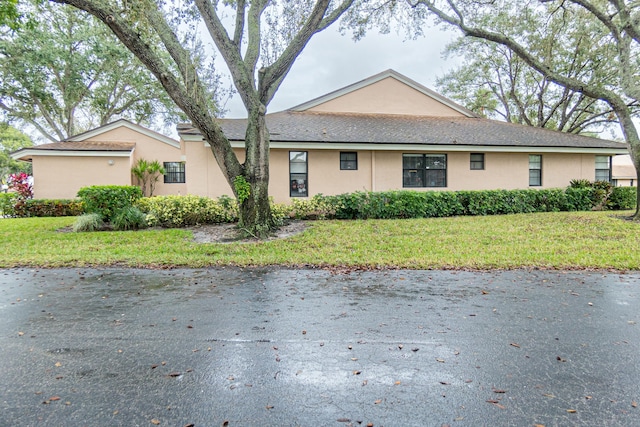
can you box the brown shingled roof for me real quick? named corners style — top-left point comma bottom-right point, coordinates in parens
top-left (179, 111), bottom-right (626, 150)
top-left (26, 141), bottom-right (136, 151)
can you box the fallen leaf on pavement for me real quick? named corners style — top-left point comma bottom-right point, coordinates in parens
top-left (486, 400), bottom-right (505, 409)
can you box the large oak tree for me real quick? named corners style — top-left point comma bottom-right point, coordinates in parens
top-left (410, 0), bottom-right (640, 214)
top-left (1, 0), bottom-right (186, 142)
top-left (51, 0), bottom-right (355, 236)
top-left (436, 37), bottom-right (614, 135)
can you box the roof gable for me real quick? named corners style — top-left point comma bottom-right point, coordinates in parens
top-left (289, 69), bottom-right (478, 118)
top-left (68, 119), bottom-right (179, 149)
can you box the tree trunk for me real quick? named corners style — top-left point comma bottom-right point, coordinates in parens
top-left (234, 104), bottom-right (274, 237)
top-left (613, 107), bottom-right (640, 218)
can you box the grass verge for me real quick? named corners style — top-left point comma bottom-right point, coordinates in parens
top-left (1, 211), bottom-right (639, 270)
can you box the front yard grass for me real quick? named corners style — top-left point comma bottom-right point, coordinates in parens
top-left (1, 211), bottom-right (639, 270)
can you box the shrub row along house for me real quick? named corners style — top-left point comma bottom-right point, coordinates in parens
top-left (11, 70), bottom-right (629, 202)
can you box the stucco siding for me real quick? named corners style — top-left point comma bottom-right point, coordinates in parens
top-left (183, 141), bottom-right (238, 198)
top-left (32, 156), bottom-right (131, 199)
top-left (306, 77), bottom-right (466, 117)
top-left (541, 153), bottom-right (593, 188)
top-left (449, 152), bottom-right (528, 190)
top-left (83, 126), bottom-right (184, 196)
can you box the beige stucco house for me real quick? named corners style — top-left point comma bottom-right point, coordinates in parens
top-left (12, 70), bottom-right (629, 202)
top-left (11, 120), bottom-right (186, 199)
top-left (612, 155), bottom-right (637, 187)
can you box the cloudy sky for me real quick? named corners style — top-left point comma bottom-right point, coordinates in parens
top-left (220, 25), bottom-right (462, 118)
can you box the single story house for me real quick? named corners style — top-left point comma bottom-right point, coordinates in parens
top-left (612, 155), bottom-right (637, 187)
top-left (12, 69), bottom-right (629, 202)
top-left (11, 120), bottom-right (186, 199)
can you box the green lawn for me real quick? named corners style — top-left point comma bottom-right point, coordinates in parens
top-left (1, 211), bottom-right (639, 270)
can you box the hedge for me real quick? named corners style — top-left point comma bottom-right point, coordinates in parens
top-left (136, 195), bottom-right (238, 227)
top-left (1, 196), bottom-right (83, 218)
top-left (309, 187), bottom-right (630, 220)
top-left (608, 186), bottom-right (637, 210)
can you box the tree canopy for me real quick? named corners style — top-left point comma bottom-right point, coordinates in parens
top-left (0, 0), bottom-right (188, 142)
top-left (436, 37), bottom-right (614, 135)
top-left (0, 0), bottom-right (20, 30)
top-left (0, 123), bottom-right (33, 180)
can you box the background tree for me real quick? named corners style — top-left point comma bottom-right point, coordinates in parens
top-left (346, 0), bottom-right (639, 213)
top-left (408, 0), bottom-right (640, 214)
top-left (51, 0), bottom-right (355, 236)
top-left (0, 124), bottom-right (33, 185)
top-left (0, 0), bottom-right (20, 30)
top-left (436, 37), bottom-right (614, 134)
top-left (0, 0), bottom-right (189, 142)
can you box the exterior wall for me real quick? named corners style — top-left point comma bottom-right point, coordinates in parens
top-left (306, 77), bottom-right (466, 117)
top-left (614, 179), bottom-right (636, 187)
top-left (449, 152), bottom-right (527, 190)
top-left (183, 140), bottom-right (237, 198)
top-left (32, 156), bottom-right (131, 199)
top-left (82, 127), bottom-right (185, 196)
top-left (541, 153), bottom-right (594, 188)
top-left (612, 155), bottom-right (636, 187)
top-left (181, 142), bottom-right (607, 204)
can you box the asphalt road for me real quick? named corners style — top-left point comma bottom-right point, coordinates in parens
top-left (1, 267), bottom-right (640, 427)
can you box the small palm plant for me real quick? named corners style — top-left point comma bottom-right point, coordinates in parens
top-left (131, 159), bottom-right (165, 197)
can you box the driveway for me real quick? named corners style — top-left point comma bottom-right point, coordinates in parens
top-left (1, 268), bottom-right (640, 426)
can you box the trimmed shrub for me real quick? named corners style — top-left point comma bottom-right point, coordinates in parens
top-left (311, 186), bottom-right (625, 221)
top-left (0, 193), bottom-right (16, 217)
top-left (564, 188), bottom-right (594, 211)
top-left (608, 186), bottom-right (637, 210)
top-left (112, 206), bottom-right (148, 231)
top-left (10, 199), bottom-right (84, 218)
top-left (136, 195), bottom-right (237, 227)
top-left (73, 213), bottom-right (104, 232)
top-left (77, 185), bottom-right (142, 221)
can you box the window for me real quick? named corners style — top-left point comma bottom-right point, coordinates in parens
top-left (595, 155), bottom-right (611, 182)
top-left (340, 152), bottom-right (358, 170)
top-left (470, 153), bottom-right (485, 170)
top-left (403, 154), bottom-right (447, 188)
top-left (289, 151), bottom-right (308, 197)
top-left (163, 162), bottom-right (185, 183)
top-left (529, 155), bottom-right (542, 186)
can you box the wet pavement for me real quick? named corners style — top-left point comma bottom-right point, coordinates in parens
top-left (1, 267), bottom-right (640, 426)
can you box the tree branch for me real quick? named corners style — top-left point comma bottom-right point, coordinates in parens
top-left (52, 0), bottom-right (243, 179)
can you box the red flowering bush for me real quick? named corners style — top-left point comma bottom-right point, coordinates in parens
top-left (8, 172), bottom-right (33, 200)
